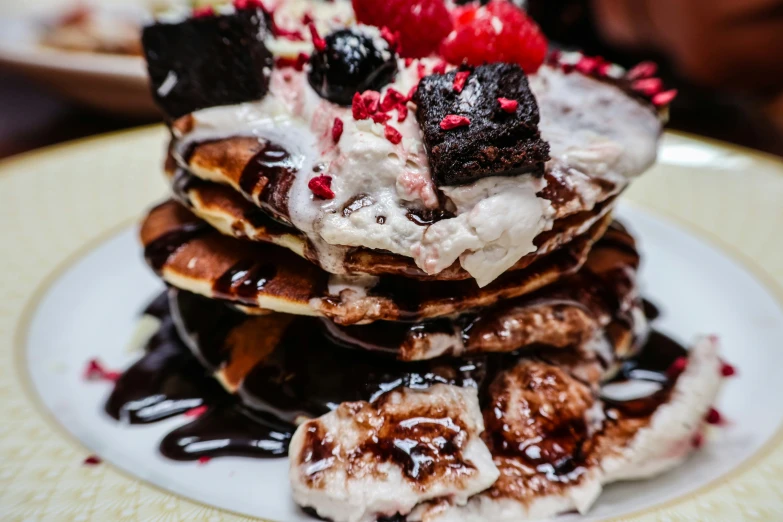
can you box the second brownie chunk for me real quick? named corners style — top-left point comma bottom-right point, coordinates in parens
top-left (414, 63), bottom-right (550, 186)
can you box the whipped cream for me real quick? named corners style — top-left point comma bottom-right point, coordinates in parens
top-left (175, 58), bottom-right (661, 285)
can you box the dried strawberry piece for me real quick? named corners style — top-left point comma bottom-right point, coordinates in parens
top-left (453, 70), bottom-right (470, 93)
top-left (404, 57), bottom-right (414, 67)
top-left (233, 0), bottom-right (266, 10)
top-left (691, 431), bottom-right (704, 448)
top-left (192, 6), bottom-right (215, 18)
top-left (381, 88), bottom-right (406, 112)
top-left (380, 26), bottom-right (401, 53)
top-left (632, 78), bottom-right (663, 96)
top-left (667, 356), bottom-right (688, 378)
top-left (352, 92), bottom-right (371, 120)
top-left (372, 112), bottom-right (392, 124)
top-left (652, 89), bottom-right (678, 107)
top-left (361, 90), bottom-right (381, 113)
top-left (272, 19), bottom-right (304, 41)
top-left (84, 359), bottom-right (121, 382)
top-left (416, 62), bottom-right (427, 79)
top-left (185, 405), bottom-right (208, 418)
top-left (439, 115), bottom-right (470, 130)
top-left (384, 124), bottom-right (403, 144)
top-left (301, 11), bottom-right (314, 25)
top-left (309, 175), bottom-right (335, 199)
top-left (405, 84), bottom-right (418, 102)
top-left (198, 456), bottom-right (212, 464)
top-left (83, 455), bottom-right (102, 466)
top-left (309, 24), bottom-right (326, 51)
top-left (705, 408), bottom-right (723, 425)
top-left (332, 117), bottom-right (344, 143)
top-left (275, 52), bottom-right (309, 71)
top-left (720, 361), bottom-right (737, 377)
top-left (627, 61), bottom-right (658, 80)
top-left (432, 61), bottom-right (448, 75)
top-left (397, 106), bottom-right (408, 122)
top-left (441, 1), bottom-right (547, 73)
top-left (498, 97), bottom-right (518, 113)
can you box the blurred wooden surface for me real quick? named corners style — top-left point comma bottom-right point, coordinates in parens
top-left (0, 69), bottom-right (781, 160)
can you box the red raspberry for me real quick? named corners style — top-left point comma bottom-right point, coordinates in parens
top-left (441, 1), bottom-right (548, 73)
top-left (352, 0), bottom-right (453, 58)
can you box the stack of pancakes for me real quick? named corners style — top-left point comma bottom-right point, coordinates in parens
top-left (132, 3), bottom-right (725, 521)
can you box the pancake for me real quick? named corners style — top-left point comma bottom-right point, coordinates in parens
top-left (140, 200), bottom-right (610, 324)
top-left (167, 165), bottom-right (616, 280)
top-left (324, 221), bottom-right (645, 362)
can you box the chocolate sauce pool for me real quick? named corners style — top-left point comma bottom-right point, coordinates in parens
top-left (106, 290), bottom-right (685, 464)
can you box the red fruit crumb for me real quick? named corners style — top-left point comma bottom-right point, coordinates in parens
top-left (83, 455), bottom-right (102, 466)
top-left (632, 78), bottom-right (663, 96)
top-left (301, 12), bottom-right (314, 26)
top-left (233, 0), bottom-right (266, 10)
top-left (596, 61), bottom-right (612, 77)
top-left (432, 61), bottom-right (447, 75)
top-left (440, 115), bottom-right (470, 130)
top-left (705, 408), bottom-right (723, 425)
top-left (274, 53), bottom-right (309, 71)
top-left (453, 70), bottom-right (470, 93)
top-left (198, 456), bottom-right (212, 465)
top-left (397, 106), bottom-right (408, 122)
top-left (721, 361), bottom-right (737, 377)
top-left (498, 97), bottom-right (518, 113)
top-left (406, 84), bottom-right (418, 102)
top-left (372, 112), bottom-right (392, 124)
top-left (627, 61), bottom-right (658, 80)
top-left (380, 26), bottom-right (401, 52)
top-left (308, 175), bottom-right (335, 199)
top-left (84, 359), bottom-right (121, 382)
top-left (361, 91), bottom-right (381, 113)
top-left (352, 92), bottom-right (371, 120)
top-left (575, 55), bottom-right (604, 75)
top-left (416, 62), bottom-right (427, 79)
top-left (667, 356), bottom-right (688, 378)
top-left (381, 88), bottom-right (406, 112)
top-left (332, 117), bottom-right (344, 143)
top-left (652, 89), bottom-right (678, 107)
top-left (185, 405), bottom-right (208, 418)
top-left (309, 24), bottom-right (326, 51)
top-left (352, 0), bottom-right (453, 58)
top-left (692, 432), bottom-right (704, 448)
top-left (192, 6), bottom-right (215, 18)
top-left (384, 124), bottom-right (403, 144)
top-left (272, 19), bottom-right (304, 41)
top-left (404, 57), bottom-right (414, 67)
top-left (440, 1), bottom-right (547, 73)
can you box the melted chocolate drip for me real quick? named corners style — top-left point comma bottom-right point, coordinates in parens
top-left (238, 142), bottom-right (297, 218)
top-left (143, 221), bottom-right (208, 273)
top-left (212, 260), bottom-right (277, 301)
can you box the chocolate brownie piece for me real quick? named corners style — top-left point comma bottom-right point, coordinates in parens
top-left (414, 63), bottom-right (550, 186)
top-left (142, 8), bottom-right (273, 119)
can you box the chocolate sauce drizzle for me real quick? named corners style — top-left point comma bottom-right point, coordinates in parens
top-left (143, 220), bottom-right (209, 273)
top-left (106, 290), bottom-right (684, 468)
top-left (238, 142), bottom-right (297, 220)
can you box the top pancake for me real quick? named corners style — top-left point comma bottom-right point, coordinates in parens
top-left (140, 200), bottom-right (610, 324)
top-left (166, 163), bottom-right (616, 280)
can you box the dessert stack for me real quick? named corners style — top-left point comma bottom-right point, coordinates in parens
top-left (107, 1), bottom-right (729, 521)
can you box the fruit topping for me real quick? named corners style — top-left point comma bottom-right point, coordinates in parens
top-left (332, 118), bottom-right (344, 143)
top-left (441, 1), bottom-right (548, 73)
top-left (352, 0), bottom-right (453, 58)
top-left (309, 175), bottom-right (335, 199)
top-left (142, 8), bottom-right (272, 119)
top-left (308, 27), bottom-right (399, 106)
top-left (413, 63), bottom-right (549, 186)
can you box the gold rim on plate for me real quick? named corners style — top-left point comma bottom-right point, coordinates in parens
top-left (1, 127), bottom-right (783, 521)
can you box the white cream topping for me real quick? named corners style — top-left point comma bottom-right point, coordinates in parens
top-left (176, 61), bottom-right (660, 285)
top-left (289, 385), bottom-right (499, 522)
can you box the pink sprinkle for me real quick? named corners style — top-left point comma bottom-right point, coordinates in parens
top-left (627, 61), bottom-right (658, 80)
top-left (498, 97), bottom-right (518, 113)
top-left (198, 456), bottom-right (212, 465)
top-left (185, 405), bottom-right (208, 418)
top-left (192, 6), bottom-right (215, 18)
top-left (233, 0), bottom-right (266, 10)
top-left (309, 24), bottom-right (326, 51)
top-left (352, 92), bottom-right (370, 120)
top-left (361, 91), bottom-right (380, 114)
top-left (380, 88), bottom-right (405, 112)
top-left (84, 359), bottom-right (121, 382)
top-left (705, 407), bottom-right (723, 425)
top-left (308, 175), bottom-right (335, 199)
top-left (632, 78), bottom-right (663, 96)
top-left (652, 89), bottom-right (678, 107)
top-left (371, 112), bottom-right (392, 124)
top-left (453, 71), bottom-right (470, 93)
top-left (384, 124), bottom-right (402, 145)
top-left (83, 455), bottom-right (102, 466)
top-left (332, 117), bottom-right (344, 143)
top-left (667, 356), bottom-right (688, 378)
top-left (432, 61), bottom-right (447, 75)
top-left (692, 432), bottom-right (704, 449)
top-left (440, 115), bottom-right (470, 131)
top-left (721, 361), bottom-right (737, 377)
top-left (380, 26), bottom-right (400, 52)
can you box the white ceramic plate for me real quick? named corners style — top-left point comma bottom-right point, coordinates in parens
top-left (2, 127), bottom-right (783, 521)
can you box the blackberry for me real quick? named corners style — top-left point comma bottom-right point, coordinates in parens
top-left (308, 27), bottom-right (398, 106)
